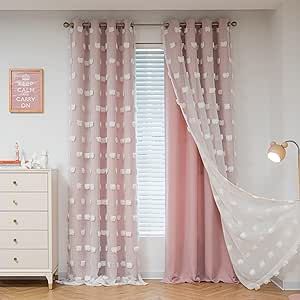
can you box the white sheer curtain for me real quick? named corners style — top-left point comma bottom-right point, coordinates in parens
top-left (163, 18), bottom-right (300, 290)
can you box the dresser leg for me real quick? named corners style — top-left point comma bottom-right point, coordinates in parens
top-left (46, 273), bottom-right (53, 290)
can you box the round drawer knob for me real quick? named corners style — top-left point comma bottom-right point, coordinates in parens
top-left (12, 200), bottom-right (18, 206)
top-left (12, 181), bottom-right (17, 186)
top-left (13, 219), bottom-right (18, 224)
top-left (13, 257), bottom-right (18, 263)
top-left (13, 238), bottom-right (17, 243)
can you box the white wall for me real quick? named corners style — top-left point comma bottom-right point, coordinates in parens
top-left (269, 0), bottom-right (300, 285)
top-left (0, 0), bottom-right (285, 10)
top-left (0, 11), bottom-right (71, 276)
top-left (0, 10), bottom-right (276, 277)
top-left (280, 0), bottom-right (300, 200)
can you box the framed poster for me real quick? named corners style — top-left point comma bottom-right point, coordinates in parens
top-left (9, 68), bottom-right (44, 113)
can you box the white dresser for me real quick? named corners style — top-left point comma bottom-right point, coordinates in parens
top-left (0, 169), bottom-right (58, 289)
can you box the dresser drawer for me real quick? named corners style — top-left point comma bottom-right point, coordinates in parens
top-left (0, 193), bottom-right (48, 211)
top-left (0, 231), bottom-right (48, 249)
top-left (0, 173), bottom-right (47, 192)
top-left (0, 212), bottom-right (47, 230)
top-left (0, 249), bottom-right (48, 269)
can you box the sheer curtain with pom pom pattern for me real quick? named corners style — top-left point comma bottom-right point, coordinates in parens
top-left (65, 19), bottom-right (144, 286)
top-left (164, 18), bottom-right (300, 290)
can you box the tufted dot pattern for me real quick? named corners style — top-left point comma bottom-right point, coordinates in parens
top-left (163, 18), bottom-right (300, 290)
top-left (164, 18), bottom-right (235, 180)
top-left (66, 19), bottom-right (144, 286)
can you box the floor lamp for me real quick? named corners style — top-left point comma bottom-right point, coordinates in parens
top-left (267, 140), bottom-right (300, 198)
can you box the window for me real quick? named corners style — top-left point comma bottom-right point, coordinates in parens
top-left (135, 48), bottom-right (165, 236)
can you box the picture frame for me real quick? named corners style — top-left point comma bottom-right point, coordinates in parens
top-left (9, 68), bottom-right (44, 113)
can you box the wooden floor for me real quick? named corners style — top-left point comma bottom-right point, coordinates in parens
top-left (0, 279), bottom-right (296, 300)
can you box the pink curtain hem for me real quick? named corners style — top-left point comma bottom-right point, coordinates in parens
top-left (162, 276), bottom-right (238, 284)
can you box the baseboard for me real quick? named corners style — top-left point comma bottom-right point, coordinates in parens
top-left (272, 277), bottom-right (300, 290)
top-left (141, 272), bottom-right (163, 279)
top-left (58, 272), bottom-right (67, 280)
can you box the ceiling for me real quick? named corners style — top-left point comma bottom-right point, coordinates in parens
top-left (0, 0), bottom-right (286, 10)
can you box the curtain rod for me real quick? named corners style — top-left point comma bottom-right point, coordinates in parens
top-left (63, 21), bottom-right (238, 29)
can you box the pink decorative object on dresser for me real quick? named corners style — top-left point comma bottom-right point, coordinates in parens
top-left (0, 143), bottom-right (21, 166)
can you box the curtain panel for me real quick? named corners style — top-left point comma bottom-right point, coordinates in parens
top-left (164, 75), bottom-right (237, 284)
top-left (163, 18), bottom-right (300, 290)
top-left (66, 19), bottom-right (144, 286)
top-left (164, 18), bottom-right (236, 181)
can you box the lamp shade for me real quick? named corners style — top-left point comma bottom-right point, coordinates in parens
top-left (267, 142), bottom-right (287, 163)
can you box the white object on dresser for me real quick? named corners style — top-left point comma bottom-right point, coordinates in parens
top-left (0, 169), bottom-right (58, 289)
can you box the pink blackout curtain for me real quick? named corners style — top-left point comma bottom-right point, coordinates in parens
top-left (67, 19), bottom-right (143, 285)
top-left (163, 21), bottom-right (237, 282)
top-left (164, 76), bottom-right (236, 284)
